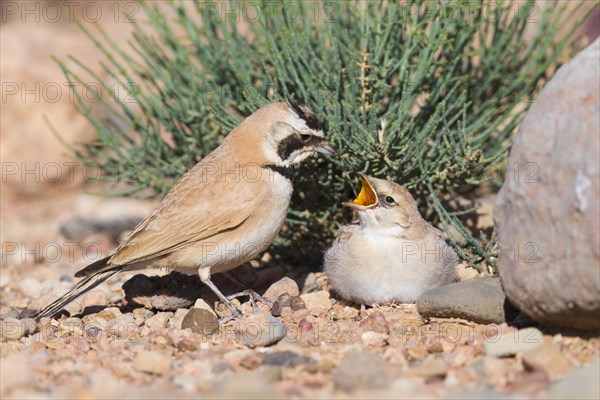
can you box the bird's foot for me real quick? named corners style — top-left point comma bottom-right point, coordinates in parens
top-left (227, 289), bottom-right (273, 311)
top-left (359, 303), bottom-right (381, 318)
top-left (202, 278), bottom-right (244, 323)
top-left (218, 308), bottom-right (242, 324)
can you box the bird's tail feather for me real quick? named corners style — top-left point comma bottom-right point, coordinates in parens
top-left (34, 269), bottom-right (121, 321)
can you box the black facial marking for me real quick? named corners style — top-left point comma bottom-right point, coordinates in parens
top-left (277, 133), bottom-right (324, 161)
top-left (287, 99), bottom-right (322, 131)
top-left (263, 163), bottom-right (295, 181)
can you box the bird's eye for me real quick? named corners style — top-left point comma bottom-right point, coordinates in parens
top-left (300, 134), bottom-right (312, 142)
top-left (384, 196), bottom-right (395, 204)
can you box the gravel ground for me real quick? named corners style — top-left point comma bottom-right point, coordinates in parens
top-left (1, 194), bottom-right (599, 399)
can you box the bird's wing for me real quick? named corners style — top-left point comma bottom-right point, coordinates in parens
top-left (78, 159), bottom-right (266, 276)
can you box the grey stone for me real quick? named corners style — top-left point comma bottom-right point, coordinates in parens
top-left (495, 39), bottom-right (600, 330)
top-left (334, 351), bottom-right (400, 391)
top-left (416, 277), bottom-right (519, 324)
top-left (59, 216), bottom-right (141, 242)
top-left (263, 351), bottom-right (314, 367)
top-left (212, 362), bottom-right (235, 374)
top-left (18, 309), bottom-right (38, 319)
top-left (234, 312), bottom-right (287, 348)
top-left (181, 308), bottom-right (219, 335)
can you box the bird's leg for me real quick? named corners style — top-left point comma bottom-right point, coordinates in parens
top-left (227, 290), bottom-right (273, 311)
top-left (223, 266), bottom-right (273, 311)
top-left (202, 278), bottom-right (242, 320)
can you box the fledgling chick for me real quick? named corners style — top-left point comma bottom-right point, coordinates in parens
top-left (35, 100), bottom-right (336, 321)
top-left (324, 174), bottom-right (457, 306)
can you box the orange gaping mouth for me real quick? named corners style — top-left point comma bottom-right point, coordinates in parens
top-left (351, 174), bottom-right (378, 207)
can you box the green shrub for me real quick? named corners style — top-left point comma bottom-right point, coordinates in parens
top-left (57, 0), bottom-right (595, 270)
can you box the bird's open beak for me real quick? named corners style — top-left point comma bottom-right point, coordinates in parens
top-left (343, 173), bottom-right (378, 210)
top-left (313, 141), bottom-right (337, 157)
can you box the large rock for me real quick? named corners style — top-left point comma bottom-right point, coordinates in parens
top-left (495, 39), bottom-right (600, 330)
top-left (416, 277), bottom-right (519, 324)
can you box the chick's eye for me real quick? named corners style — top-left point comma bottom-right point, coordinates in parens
top-left (384, 196), bottom-right (395, 204)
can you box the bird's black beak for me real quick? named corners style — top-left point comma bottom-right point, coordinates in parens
top-left (313, 141), bottom-right (337, 157)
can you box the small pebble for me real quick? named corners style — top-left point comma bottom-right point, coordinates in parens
top-left (192, 298), bottom-right (217, 317)
top-left (182, 309), bottom-right (219, 335)
top-left (484, 327), bottom-right (544, 357)
top-left (145, 312), bottom-right (172, 329)
top-left (177, 338), bottom-right (199, 352)
top-left (212, 362), bottom-right (235, 374)
top-left (239, 351), bottom-right (265, 369)
top-left (361, 331), bottom-right (388, 347)
top-left (359, 310), bottom-right (390, 335)
top-left (334, 352), bottom-right (400, 391)
top-left (169, 308), bottom-right (190, 330)
top-left (1, 318), bottom-right (27, 340)
top-left (106, 315), bottom-right (137, 338)
top-left (302, 272), bottom-right (322, 293)
top-left (271, 293), bottom-right (306, 316)
top-left (133, 308), bottom-right (155, 319)
top-left (255, 365), bottom-right (282, 383)
top-left (19, 277), bottom-right (42, 298)
top-left (522, 343), bottom-right (573, 379)
top-left (60, 317), bottom-right (84, 331)
top-left (334, 306), bottom-right (360, 320)
top-left (212, 374), bottom-right (277, 399)
top-left (455, 262), bottom-right (481, 281)
top-left (264, 351), bottom-right (313, 367)
top-left (96, 308), bottom-right (119, 321)
top-left (0, 272), bottom-right (11, 288)
top-left (82, 290), bottom-right (107, 309)
top-left (292, 309), bottom-right (310, 321)
top-left (134, 351), bottom-right (172, 375)
top-left (223, 348), bottom-right (264, 369)
top-left (263, 277), bottom-right (300, 301)
top-left (234, 312), bottom-right (287, 348)
top-left (300, 291), bottom-right (332, 312)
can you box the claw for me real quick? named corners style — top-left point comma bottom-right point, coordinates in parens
top-left (227, 289), bottom-right (273, 311)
